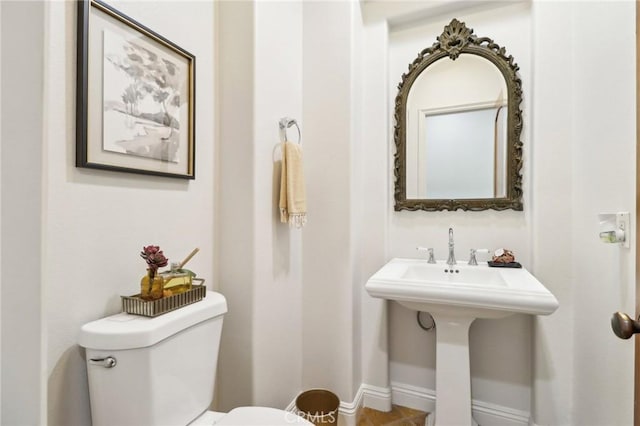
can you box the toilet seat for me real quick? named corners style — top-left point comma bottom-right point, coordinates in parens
top-left (189, 410), bottom-right (225, 425)
top-left (191, 407), bottom-right (313, 426)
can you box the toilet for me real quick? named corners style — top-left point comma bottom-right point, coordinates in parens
top-left (79, 291), bottom-right (312, 426)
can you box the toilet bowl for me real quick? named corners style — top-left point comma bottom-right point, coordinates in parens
top-left (79, 291), bottom-right (312, 426)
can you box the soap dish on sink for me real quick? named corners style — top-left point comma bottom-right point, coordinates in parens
top-left (487, 261), bottom-right (522, 268)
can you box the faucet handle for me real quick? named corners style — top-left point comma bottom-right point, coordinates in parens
top-left (468, 249), bottom-right (478, 266)
top-left (417, 247), bottom-right (436, 264)
top-left (468, 248), bottom-right (490, 265)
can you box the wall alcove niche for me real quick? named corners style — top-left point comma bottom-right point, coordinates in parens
top-left (394, 18), bottom-right (523, 211)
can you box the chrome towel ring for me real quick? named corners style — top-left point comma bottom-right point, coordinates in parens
top-left (279, 117), bottom-right (301, 144)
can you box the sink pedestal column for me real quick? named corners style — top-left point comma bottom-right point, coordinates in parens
top-left (430, 313), bottom-right (476, 426)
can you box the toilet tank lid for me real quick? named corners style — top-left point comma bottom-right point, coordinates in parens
top-left (78, 291), bottom-right (227, 350)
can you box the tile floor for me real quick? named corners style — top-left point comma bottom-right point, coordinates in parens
top-left (357, 404), bottom-right (429, 425)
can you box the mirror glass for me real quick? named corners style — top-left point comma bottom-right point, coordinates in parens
top-left (406, 54), bottom-right (507, 199)
top-left (394, 19), bottom-right (523, 211)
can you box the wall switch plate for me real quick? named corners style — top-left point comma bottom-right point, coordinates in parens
top-left (616, 212), bottom-right (630, 248)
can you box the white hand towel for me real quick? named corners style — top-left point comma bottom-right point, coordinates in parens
top-left (279, 141), bottom-right (307, 228)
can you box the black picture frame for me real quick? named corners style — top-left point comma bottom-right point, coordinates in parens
top-left (76, 0), bottom-right (196, 179)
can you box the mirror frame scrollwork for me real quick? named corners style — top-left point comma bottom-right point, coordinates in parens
top-left (394, 19), bottom-right (523, 211)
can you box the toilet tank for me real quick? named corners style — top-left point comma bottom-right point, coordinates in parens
top-left (79, 291), bottom-right (227, 426)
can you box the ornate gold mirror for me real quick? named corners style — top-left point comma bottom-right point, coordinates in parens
top-left (394, 19), bottom-right (523, 211)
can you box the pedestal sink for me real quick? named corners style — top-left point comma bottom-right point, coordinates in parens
top-left (365, 258), bottom-right (559, 426)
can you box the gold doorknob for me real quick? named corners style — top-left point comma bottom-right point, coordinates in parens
top-left (611, 311), bottom-right (640, 339)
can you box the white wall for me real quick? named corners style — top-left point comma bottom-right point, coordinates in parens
top-left (216, 0), bottom-right (256, 410)
top-left (532, 2), bottom-right (636, 425)
top-left (570, 1), bottom-right (636, 419)
top-left (219, 0), bottom-right (367, 411)
top-left (1, 1), bottom-right (46, 424)
top-left (529, 2), bottom-right (575, 423)
top-left (253, 1), bottom-right (304, 407)
top-left (217, 0), bottom-right (304, 410)
top-left (301, 0), bottom-right (359, 401)
top-left (0, 2), bottom-right (3, 421)
top-left (41, 1), bottom-right (216, 425)
top-left (360, 18), bottom-right (392, 411)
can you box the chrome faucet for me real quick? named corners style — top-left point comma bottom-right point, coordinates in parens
top-left (447, 227), bottom-right (456, 267)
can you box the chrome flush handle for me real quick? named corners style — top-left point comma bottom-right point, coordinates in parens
top-left (89, 356), bottom-right (117, 368)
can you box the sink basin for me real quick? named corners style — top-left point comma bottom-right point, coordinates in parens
top-left (365, 257), bottom-right (559, 426)
top-left (365, 258), bottom-right (559, 318)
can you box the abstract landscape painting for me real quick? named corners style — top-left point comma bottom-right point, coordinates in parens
top-left (77, 0), bottom-right (195, 178)
top-left (102, 30), bottom-right (183, 163)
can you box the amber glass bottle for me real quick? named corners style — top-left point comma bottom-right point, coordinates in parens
top-left (140, 269), bottom-right (164, 300)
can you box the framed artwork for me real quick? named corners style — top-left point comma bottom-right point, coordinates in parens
top-left (76, 0), bottom-right (196, 179)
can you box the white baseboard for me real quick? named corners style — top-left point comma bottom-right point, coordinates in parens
top-left (336, 385), bottom-right (364, 425)
top-left (287, 382), bottom-right (529, 426)
top-left (360, 383), bottom-right (392, 412)
top-left (391, 381), bottom-right (436, 413)
top-left (391, 381), bottom-right (531, 426)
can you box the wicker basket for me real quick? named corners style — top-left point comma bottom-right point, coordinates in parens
top-left (121, 278), bottom-right (206, 317)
